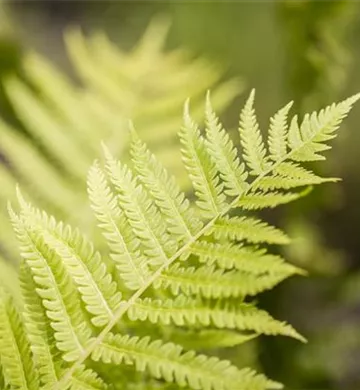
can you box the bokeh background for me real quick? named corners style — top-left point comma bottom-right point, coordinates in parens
top-left (1, 1), bottom-right (360, 389)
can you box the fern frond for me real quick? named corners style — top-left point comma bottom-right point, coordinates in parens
top-left (253, 175), bottom-right (335, 192)
top-left (239, 89), bottom-right (270, 175)
top-left (288, 93), bottom-right (360, 161)
top-left (19, 260), bottom-right (65, 388)
top-left (211, 216), bottom-right (290, 244)
top-left (190, 241), bottom-right (303, 276)
top-left (237, 189), bottom-right (309, 210)
top-left (3, 90), bottom-right (358, 390)
top-left (4, 77), bottom-right (92, 180)
top-left (65, 22), bottom-right (240, 139)
top-left (0, 289), bottom-right (39, 390)
top-left (22, 52), bottom-right (102, 153)
top-left (18, 201), bottom-right (123, 328)
top-left (127, 296), bottom-right (304, 341)
top-left (9, 206), bottom-right (94, 362)
top-left (0, 120), bottom-right (79, 218)
top-left (88, 162), bottom-right (150, 290)
top-left (180, 102), bottom-right (227, 218)
top-left (92, 333), bottom-right (280, 390)
top-left (205, 92), bottom-right (248, 196)
top-left (155, 264), bottom-right (290, 299)
top-left (253, 162), bottom-right (337, 191)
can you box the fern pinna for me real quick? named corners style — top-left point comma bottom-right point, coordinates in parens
top-left (0, 90), bottom-right (358, 390)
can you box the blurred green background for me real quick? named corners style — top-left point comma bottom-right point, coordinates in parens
top-left (1, 1), bottom-right (360, 389)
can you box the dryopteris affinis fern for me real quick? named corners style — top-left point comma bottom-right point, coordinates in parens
top-left (0, 89), bottom-right (358, 390)
top-left (0, 17), bottom-right (241, 263)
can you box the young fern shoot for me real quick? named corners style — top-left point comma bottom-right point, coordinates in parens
top-left (1, 90), bottom-right (359, 390)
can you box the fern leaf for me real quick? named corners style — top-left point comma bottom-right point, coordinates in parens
top-left (190, 241), bottom-right (303, 276)
top-left (4, 77), bottom-right (92, 179)
top-left (211, 216), bottom-right (290, 244)
top-left (22, 52), bottom-right (102, 153)
top-left (3, 90), bottom-right (357, 390)
top-left (288, 93), bottom-right (360, 161)
top-left (104, 146), bottom-right (177, 266)
top-left (19, 203), bottom-right (124, 328)
top-left (130, 128), bottom-right (202, 242)
top-left (127, 296), bottom-right (304, 341)
top-left (253, 175), bottom-right (335, 192)
top-left (268, 101), bottom-right (293, 161)
top-left (239, 90), bottom-right (270, 175)
top-left (19, 261), bottom-right (64, 387)
top-left (179, 101), bottom-right (227, 218)
top-left (65, 28), bottom-right (130, 111)
top-left (65, 22), bottom-right (241, 133)
top-left (92, 333), bottom-right (279, 390)
top-left (155, 264), bottom-right (290, 298)
top-left (237, 189), bottom-right (309, 210)
top-left (253, 162), bottom-right (337, 191)
top-left (71, 365), bottom-right (108, 390)
top-left (0, 289), bottom-right (39, 390)
top-left (10, 206), bottom-right (94, 362)
top-left (0, 120), bottom-right (79, 219)
top-left (205, 92), bottom-right (248, 196)
top-left (278, 162), bottom-right (323, 178)
top-left (88, 162), bottom-right (150, 290)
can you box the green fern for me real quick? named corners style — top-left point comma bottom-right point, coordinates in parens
top-left (0, 90), bottom-right (358, 390)
top-left (0, 18), bottom-right (240, 263)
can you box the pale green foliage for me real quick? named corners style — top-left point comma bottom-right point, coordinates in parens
top-left (88, 162), bottom-right (151, 291)
top-left (0, 18), bottom-right (240, 263)
top-left (211, 216), bottom-right (290, 244)
top-left (19, 262), bottom-right (64, 388)
top-left (268, 101), bottom-right (293, 161)
top-left (205, 92), bottom-right (248, 196)
top-left (92, 334), bottom-right (276, 390)
top-left (180, 101), bottom-right (227, 218)
top-left (239, 90), bottom-right (271, 175)
top-left (0, 290), bottom-right (38, 390)
top-left (0, 90), bottom-right (358, 390)
top-left (130, 129), bottom-right (203, 243)
top-left (155, 263), bottom-right (294, 299)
